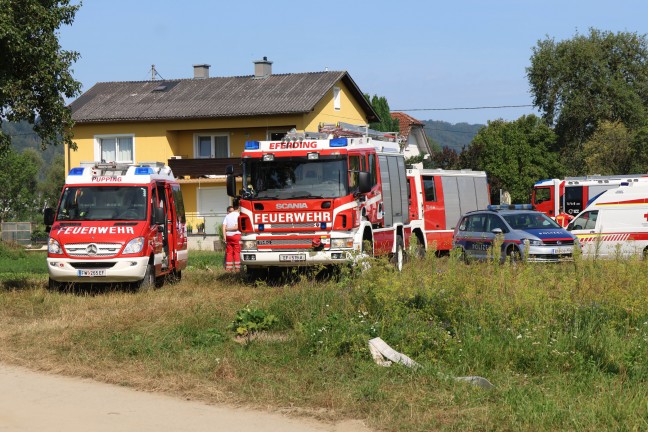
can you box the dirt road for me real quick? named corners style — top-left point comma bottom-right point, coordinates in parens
top-left (0, 364), bottom-right (372, 432)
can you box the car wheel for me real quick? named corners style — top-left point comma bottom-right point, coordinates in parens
top-left (506, 246), bottom-right (522, 263)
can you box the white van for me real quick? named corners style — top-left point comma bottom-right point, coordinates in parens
top-left (567, 182), bottom-right (648, 258)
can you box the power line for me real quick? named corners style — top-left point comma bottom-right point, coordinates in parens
top-left (391, 104), bottom-right (534, 112)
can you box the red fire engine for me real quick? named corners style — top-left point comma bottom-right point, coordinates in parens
top-left (44, 162), bottom-right (188, 290)
top-left (532, 175), bottom-right (648, 218)
top-left (407, 168), bottom-right (490, 254)
top-left (226, 123), bottom-right (409, 276)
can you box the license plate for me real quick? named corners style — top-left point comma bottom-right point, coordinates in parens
top-left (77, 269), bottom-right (106, 277)
top-left (552, 247), bottom-right (572, 255)
top-left (279, 254), bottom-right (306, 262)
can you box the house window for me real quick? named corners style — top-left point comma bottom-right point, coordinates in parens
top-left (268, 130), bottom-right (289, 140)
top-left (333, 86), bottom-right (341, 110)
top-left (195, 134), bottom-right (229, 158)
top-left (94, 135), bottom-right (134, 163)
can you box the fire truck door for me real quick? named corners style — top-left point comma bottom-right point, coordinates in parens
top-left (156, 183), bottom-right (170, 265)
top-left (422, 176), bottom-right (445, 230)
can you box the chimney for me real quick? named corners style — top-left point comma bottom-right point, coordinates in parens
top-left (193, 64), bottom-right (210, 79)
top-left (254, 56), bottom-right (273, 79)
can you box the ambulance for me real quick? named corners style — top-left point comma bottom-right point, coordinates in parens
top-left (44, 162), bottom-right (188, 290)
top-left (567, 182), bottom-right (648, 259)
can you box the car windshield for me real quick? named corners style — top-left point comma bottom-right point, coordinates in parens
top-left (56, 186), bottom-right (148, 221)
top-left (502, 212), bottom-right (561, 230)
top-left (242, 156), bottom-right (348, 199)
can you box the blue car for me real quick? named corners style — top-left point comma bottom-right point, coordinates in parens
top-left (452, 205), bottom-right (577, 262)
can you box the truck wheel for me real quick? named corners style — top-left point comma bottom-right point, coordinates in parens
top-left (137, 263), bottom-right (155, 291)
top-left (244, 266), bottom-right (266, 283)
top-left (411, 233), bottom-right (426, 259)
top-left (390, 235), bottom-right (404, 272)
top-left (166, 270), bottom-right (182, 284)
top-left (355, 238), bottom-right (373, 272)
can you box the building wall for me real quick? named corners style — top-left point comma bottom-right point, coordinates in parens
top-left (67, 78), bottom-right (370, 218)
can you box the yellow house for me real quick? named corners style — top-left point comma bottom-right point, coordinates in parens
top-left (68, 58), bottom-right (380, 234)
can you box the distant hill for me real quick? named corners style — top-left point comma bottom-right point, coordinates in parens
top-left (2, 121), bottom-right (63, 167)
top-left (422, 120), bottom-right (485, 153)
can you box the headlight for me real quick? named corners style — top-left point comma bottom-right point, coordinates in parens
top-left (48, 238), bottom-right (62, 254)
top-left (241, 240), bottom-right (257, 250)
top-left (123, 237), bottom-right (145, 254)
top-left (331, 238), bottom-right (353, 248)
top-left (525, 238), bottom-right (543, 246)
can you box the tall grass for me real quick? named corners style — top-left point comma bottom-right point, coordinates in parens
top-left (0, 246), bottom-right (648, 431)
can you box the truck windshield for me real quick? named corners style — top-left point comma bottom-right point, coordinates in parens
top-left (56, 186), bottom-right (148, 221)
top-left (242, 157), bottom-right (349, 199)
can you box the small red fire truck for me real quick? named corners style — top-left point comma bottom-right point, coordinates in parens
top-left (226, 123), bottom-right (409, 276)
top-left (44, 162), bottom-right (188, 290)
top-left (407, 168), bottom-right (490, 254)
top-left (532, 174), bottom-right (648, 218)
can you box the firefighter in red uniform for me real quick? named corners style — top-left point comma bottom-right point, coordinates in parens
top-left (555, 206), bottom-right (574, 228)
top-left (223, 200), bottom-right (241, 271)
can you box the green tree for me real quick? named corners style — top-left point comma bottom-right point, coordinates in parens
top-left (629, 125), bottom-right (648, 173)
top-left (0, 147), bottom-right (43, 221)
top-left (527, 29), bottom-right (648, 174)
top-left (364, 94), bottom-right (400, 132)
top-left (460, 115), bottom-right (563, 203)
top-left (431, 146), bottom-right (460, 170)
top-left (38, 153), bottom-right (65, 209)
top-left (0, 0), bottom-right (82, 154)
top-left (582, 121), bottom-right (635, 175)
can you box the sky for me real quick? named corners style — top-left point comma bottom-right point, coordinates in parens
top-left (58, 0), bottom-right (648, 125)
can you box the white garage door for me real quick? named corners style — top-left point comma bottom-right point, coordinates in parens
top-left (197, 187), bottom-right (230, 234)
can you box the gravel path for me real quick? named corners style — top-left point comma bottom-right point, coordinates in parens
top-left (0, 364), bottom-right (372, 432)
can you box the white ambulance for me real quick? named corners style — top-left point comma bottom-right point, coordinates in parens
top-left (44, 162), bottom-right (188, 290)
top-left (567, 182), bottom-right (648, 258)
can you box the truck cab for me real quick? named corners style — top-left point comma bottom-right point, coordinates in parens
top-left (44, 162), bottom-right (188, 290)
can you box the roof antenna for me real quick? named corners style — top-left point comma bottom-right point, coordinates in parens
top-left (150, 64), bottom-right (164, 81)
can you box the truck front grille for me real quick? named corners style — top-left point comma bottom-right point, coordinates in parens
top-left (64, 242), bottom-right (122, 257)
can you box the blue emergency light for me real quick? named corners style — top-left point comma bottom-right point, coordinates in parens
top-left (245, 141), bottom-right (260, 150)
top-left (258, 224), bottom-right (265, 231)
top-left (135, 167), bottom-right (154, 175)
top-left (329, 138), bottom-right (348, 147)
top-left (68, 167), bottom-right (85, 176)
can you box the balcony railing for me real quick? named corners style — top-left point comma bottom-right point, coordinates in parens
top-left (167, 157), bottom-right (242, 178)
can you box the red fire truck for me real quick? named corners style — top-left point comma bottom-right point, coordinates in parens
top-left (44, 162), bottom-right (188, 290)
top-left (532, 175), bottom-right (648, 218)
top-left (225, 123), bottom-right (409, 276)
top-left (407, 168), bottom-right (489, 254)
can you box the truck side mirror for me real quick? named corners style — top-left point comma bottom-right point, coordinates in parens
top-left (44, 208), bottom-right (55, 226)
top-left (153, 207), bottom-right (165, 225)
top-left (226, 174), bottom-right (237, 197)
top-left (358, 171), bottom-right (371, 194)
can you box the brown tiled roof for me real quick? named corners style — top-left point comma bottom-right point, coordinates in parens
top-left (390, 112), bottom-right (425, 139)
top-left (70, 71), bottom-right (379, 124)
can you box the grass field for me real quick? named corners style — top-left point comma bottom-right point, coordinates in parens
top-left (1, 241), bottom-right (648, 431)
